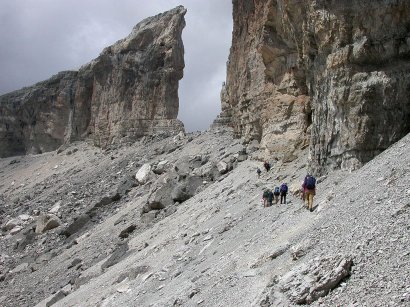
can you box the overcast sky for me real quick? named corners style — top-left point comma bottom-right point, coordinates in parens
top-left (0, 0), bottom-right (233, 131)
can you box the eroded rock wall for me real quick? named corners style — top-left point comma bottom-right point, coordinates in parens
top-left (224, 0), bottom-right (410, 173)
top-left (0, 6), bottom-right (186, 157)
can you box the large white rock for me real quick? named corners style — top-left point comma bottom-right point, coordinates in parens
top-left (135, 163), bottom-right (152, 184)
top-left (35, 214), bottom-right (62, 234)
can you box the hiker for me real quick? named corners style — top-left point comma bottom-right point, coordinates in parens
top-left (303, 174), bottom-right (316, 212)
top-left (273, 186), bottom-right (280, 204)
top-left (262, 188), bottom-right (273, 207)
top-left (267, 189), bottom-right (274, 207)
top-left (257, 167), bottom-right (261, 178)
top-left (263, 161), bottom-right (271, 172)
top-left (280, 182), bottom-right (288, 204)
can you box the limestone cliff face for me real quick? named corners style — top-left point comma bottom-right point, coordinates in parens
top-left (223, 0), bottom-right (410, 173)
top-left (0, 6), bottom-right (186, 157)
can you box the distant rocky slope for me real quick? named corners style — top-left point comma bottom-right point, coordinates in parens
top-left (0, 6), bottom-right (186, 158)
top-left (221, 0), bottom-right (410, 174)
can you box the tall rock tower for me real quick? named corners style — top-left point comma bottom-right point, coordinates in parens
top-left (0, 6), bottom-right (186, 157)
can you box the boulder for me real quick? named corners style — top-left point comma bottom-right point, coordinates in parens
top-left (49, 201), bottom-right (62, 214)
top-left (119, 225), bottom-right (137, 239)
top-left (237, 153), bottom-right (248, 162)
top-left (135, 163), bottom-right (152, 184)
top-left (217, 161), bottom-right (230, 175)
top-left (153, 160), bottom-right (170, 175)
top-left (145, 182), bottom-right (175, 212)
top-left (61, 214), bottom-right (90, 237)
top-left (35, 214), bottom-right (62, 234)
top-left (267, 255), bottom-right (353, 305)
top-left (9, 226), bottom-right (22, 235)
top-left (171, 176), bottom-right (203, 203)
top-left (2, 219), bottom-right (19, 231)
top-left (116, 176), bottom-right (136, 195)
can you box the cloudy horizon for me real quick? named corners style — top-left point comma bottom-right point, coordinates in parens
top-left (0, 0), bottom-right (233, 131)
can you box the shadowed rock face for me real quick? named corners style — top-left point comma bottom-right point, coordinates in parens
top-left (0, 6), bottom-right (186, 157)
top-left (222, 0), bottom-right (410, 173)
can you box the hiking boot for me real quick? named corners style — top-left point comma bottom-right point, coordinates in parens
top-left (310, 208), bottom-right (313, 212)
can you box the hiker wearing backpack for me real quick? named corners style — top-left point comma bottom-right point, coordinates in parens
top-left (257, 167), bottom-right (261, 178)
top-left (263, 161), bottom-right (271, 172)
top-left (262, 188), bottom-right (274, 207)
top-left (273, 186), bottom-right (280, 204)
top-left (280, 183), bottom-right (288, 204)
top-left (303, 174), bottom-right (316, 212)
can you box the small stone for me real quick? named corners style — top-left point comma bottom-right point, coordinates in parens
top-left (9, 226), bottom-right (22, 235)
top-left (49, 201), bottom-right (62, 214)
top-left (116, 283), bottom-right (130, 293)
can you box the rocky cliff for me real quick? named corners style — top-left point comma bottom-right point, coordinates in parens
top-left (222, 0), bottom-right (410, 173)
top-left (0, 6), bottom-right (186, 158)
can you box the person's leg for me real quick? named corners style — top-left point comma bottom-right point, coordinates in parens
top-left (284, 193), bottom-right (287, 204)
top-left (304, 192), bottom-right (308, 208)
top-left (308, 193), bottom-right (313, 210)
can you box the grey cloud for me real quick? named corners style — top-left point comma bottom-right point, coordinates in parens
top-left (0, 0), bottom-right (232, 131)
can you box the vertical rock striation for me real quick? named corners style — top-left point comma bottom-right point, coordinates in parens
top-left (223, 0), bottom-right (410, 173)
top-left (0, 6), bottom-right (186, 157)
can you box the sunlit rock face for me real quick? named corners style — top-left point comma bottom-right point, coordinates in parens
top-left (222, 0), bottom-right (410, 173)
top-left (0, 6), bottom-right (186, 157)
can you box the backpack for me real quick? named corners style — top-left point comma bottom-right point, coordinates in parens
top-left (280, 184), bottom-right (288, 193)
top-left (274, 187), bottom-right (280, 195)
top-left (305, 176), bottom-right (316, 189)
top-left (263, 190), bottom-right (270, 198)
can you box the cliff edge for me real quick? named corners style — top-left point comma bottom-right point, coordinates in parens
top-left (0, 6), bottom-right (186, 157)
top-left (222, 0), bottom-right (410, 174)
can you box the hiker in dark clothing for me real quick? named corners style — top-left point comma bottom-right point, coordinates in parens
top-left (273, 186), bottom-right (280, 204)
top-left (267, 189), bottom-right (274, 207)
top-left (280, 183), bottom-right (288, 204)
top-left (257, 167), bottom-right (261, 178)
top-left (263, 161), bottom-right (271, 172)
top-left (262, 189), bottom-right (273, 207)
top-left (303, 174), bottom-right (316, 212)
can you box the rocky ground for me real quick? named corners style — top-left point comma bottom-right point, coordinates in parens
top-left (0, 128), bottom-right (409, 306)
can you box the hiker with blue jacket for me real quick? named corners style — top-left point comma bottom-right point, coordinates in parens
top-left (303, 174), bottom-right (316, 212)
top-left (280, 183), bottom-right (288, 204)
